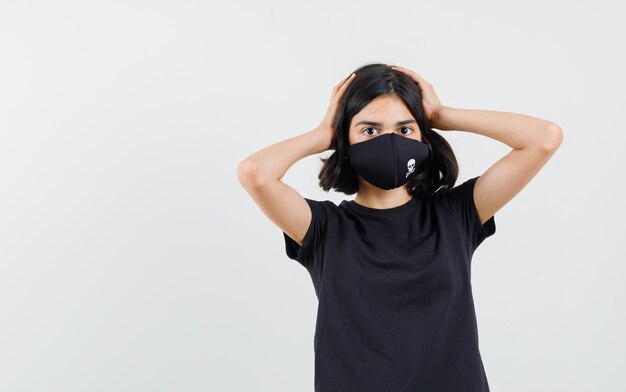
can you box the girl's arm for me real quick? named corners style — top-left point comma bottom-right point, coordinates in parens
top-left (237, 127), bottom-right (330, 246)
top-left (390, 65), bottom-right (563, 225)
top-left (436, 106), bottom-right (564, 225)
top-left (237, 73), bottom-right (355, 246)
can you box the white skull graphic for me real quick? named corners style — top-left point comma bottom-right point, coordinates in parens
top-left (406, 159), bottom-right (416, 178)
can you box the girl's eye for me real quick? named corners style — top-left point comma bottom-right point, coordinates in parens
top-left (363, 127), bottom-right (414, 135)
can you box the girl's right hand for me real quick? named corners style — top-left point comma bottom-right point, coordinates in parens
top-left (316, 72), bottom-right (356, 151)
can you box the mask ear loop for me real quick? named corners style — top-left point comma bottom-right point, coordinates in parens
top-left (410, 143), bottom-right (432, 192)
top-left (419, 143), bottom-right (433, 174)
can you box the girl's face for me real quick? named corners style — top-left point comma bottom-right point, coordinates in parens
top-left (349, 94), bottom-right (422, 146)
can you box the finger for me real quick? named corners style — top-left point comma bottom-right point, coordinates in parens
top-left (336, 72), bottom-right (354, 87)
top-left (392, 66), bottom-right (420, 82)
top-left (393, 65), bottom-right (419, 79)
top-left (339, 73), bottom-right (356, 90)
top-left (331, 73), bottom-right (353, 94)
top-left (391, 65), bottom-right (418, 77)
top-left (333, 73), bottom-right (356, 98)
top-left (391, 65), bottom-right (409, 72)
top-left (338, 73), bottom-right (355, 90)
top-left (392, 66), bottom-right (430, 87)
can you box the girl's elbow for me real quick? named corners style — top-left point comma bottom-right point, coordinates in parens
top-left (543, 124), bottom-right (564, 152)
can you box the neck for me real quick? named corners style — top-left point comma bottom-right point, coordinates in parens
top-left (353, 182), bottom-right (413, 209)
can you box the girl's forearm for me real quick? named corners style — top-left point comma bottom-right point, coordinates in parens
top-left (435, 106), bottom-right (561, 150)
top-left (238, 127), bottom-right (330, 184)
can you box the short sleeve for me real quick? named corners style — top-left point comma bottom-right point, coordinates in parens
top-left (282, 198), bottom-right (327, 270)
top-left (437, 175), bottom-right (496, 250)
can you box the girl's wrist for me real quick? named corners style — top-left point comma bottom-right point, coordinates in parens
top-left (313, 126), bottom-right (334, 151)
top-left (433, 106), bottom-right (452, 130)
top-left (310, 127), bottom-right (333, 153)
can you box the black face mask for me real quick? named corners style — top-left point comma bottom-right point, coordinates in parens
top-left (346, 133), bottom-right (432, 190)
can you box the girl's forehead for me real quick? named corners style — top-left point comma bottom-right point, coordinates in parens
top-left (352, 98), bottom-right (413, 125)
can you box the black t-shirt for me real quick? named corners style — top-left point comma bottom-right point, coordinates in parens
top-left (282, 175), bottom-right (497, 392)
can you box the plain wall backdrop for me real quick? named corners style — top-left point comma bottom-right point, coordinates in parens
top-left (1, 0), bottom-right (624, 391)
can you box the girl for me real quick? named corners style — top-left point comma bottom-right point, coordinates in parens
top-left (237, 63), bottom-right (563, 392)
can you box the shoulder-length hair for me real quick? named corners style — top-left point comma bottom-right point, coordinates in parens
top-left (318, 63), bottom-right (460, 198)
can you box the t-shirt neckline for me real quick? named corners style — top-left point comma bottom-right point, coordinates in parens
top-left (345, 196), bottom-right (419, 215)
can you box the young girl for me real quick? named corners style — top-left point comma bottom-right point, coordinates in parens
top-left (237, 63), bottom-right (563, 392)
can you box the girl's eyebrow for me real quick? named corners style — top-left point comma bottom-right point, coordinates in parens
top-left (354, 119), bottom-right (417, 126)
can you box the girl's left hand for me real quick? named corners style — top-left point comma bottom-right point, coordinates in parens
top-left (391, 65), bottom-right (444, 129)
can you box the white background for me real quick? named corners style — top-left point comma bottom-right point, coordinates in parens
top-left (1, 1), bottom-right (624, 391)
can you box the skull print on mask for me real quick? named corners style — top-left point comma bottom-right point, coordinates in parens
top-left (406, 159), bottom-right (416, 178)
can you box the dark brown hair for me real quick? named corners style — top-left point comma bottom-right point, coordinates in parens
top-left (318, 63), bottom-right (460, 198)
